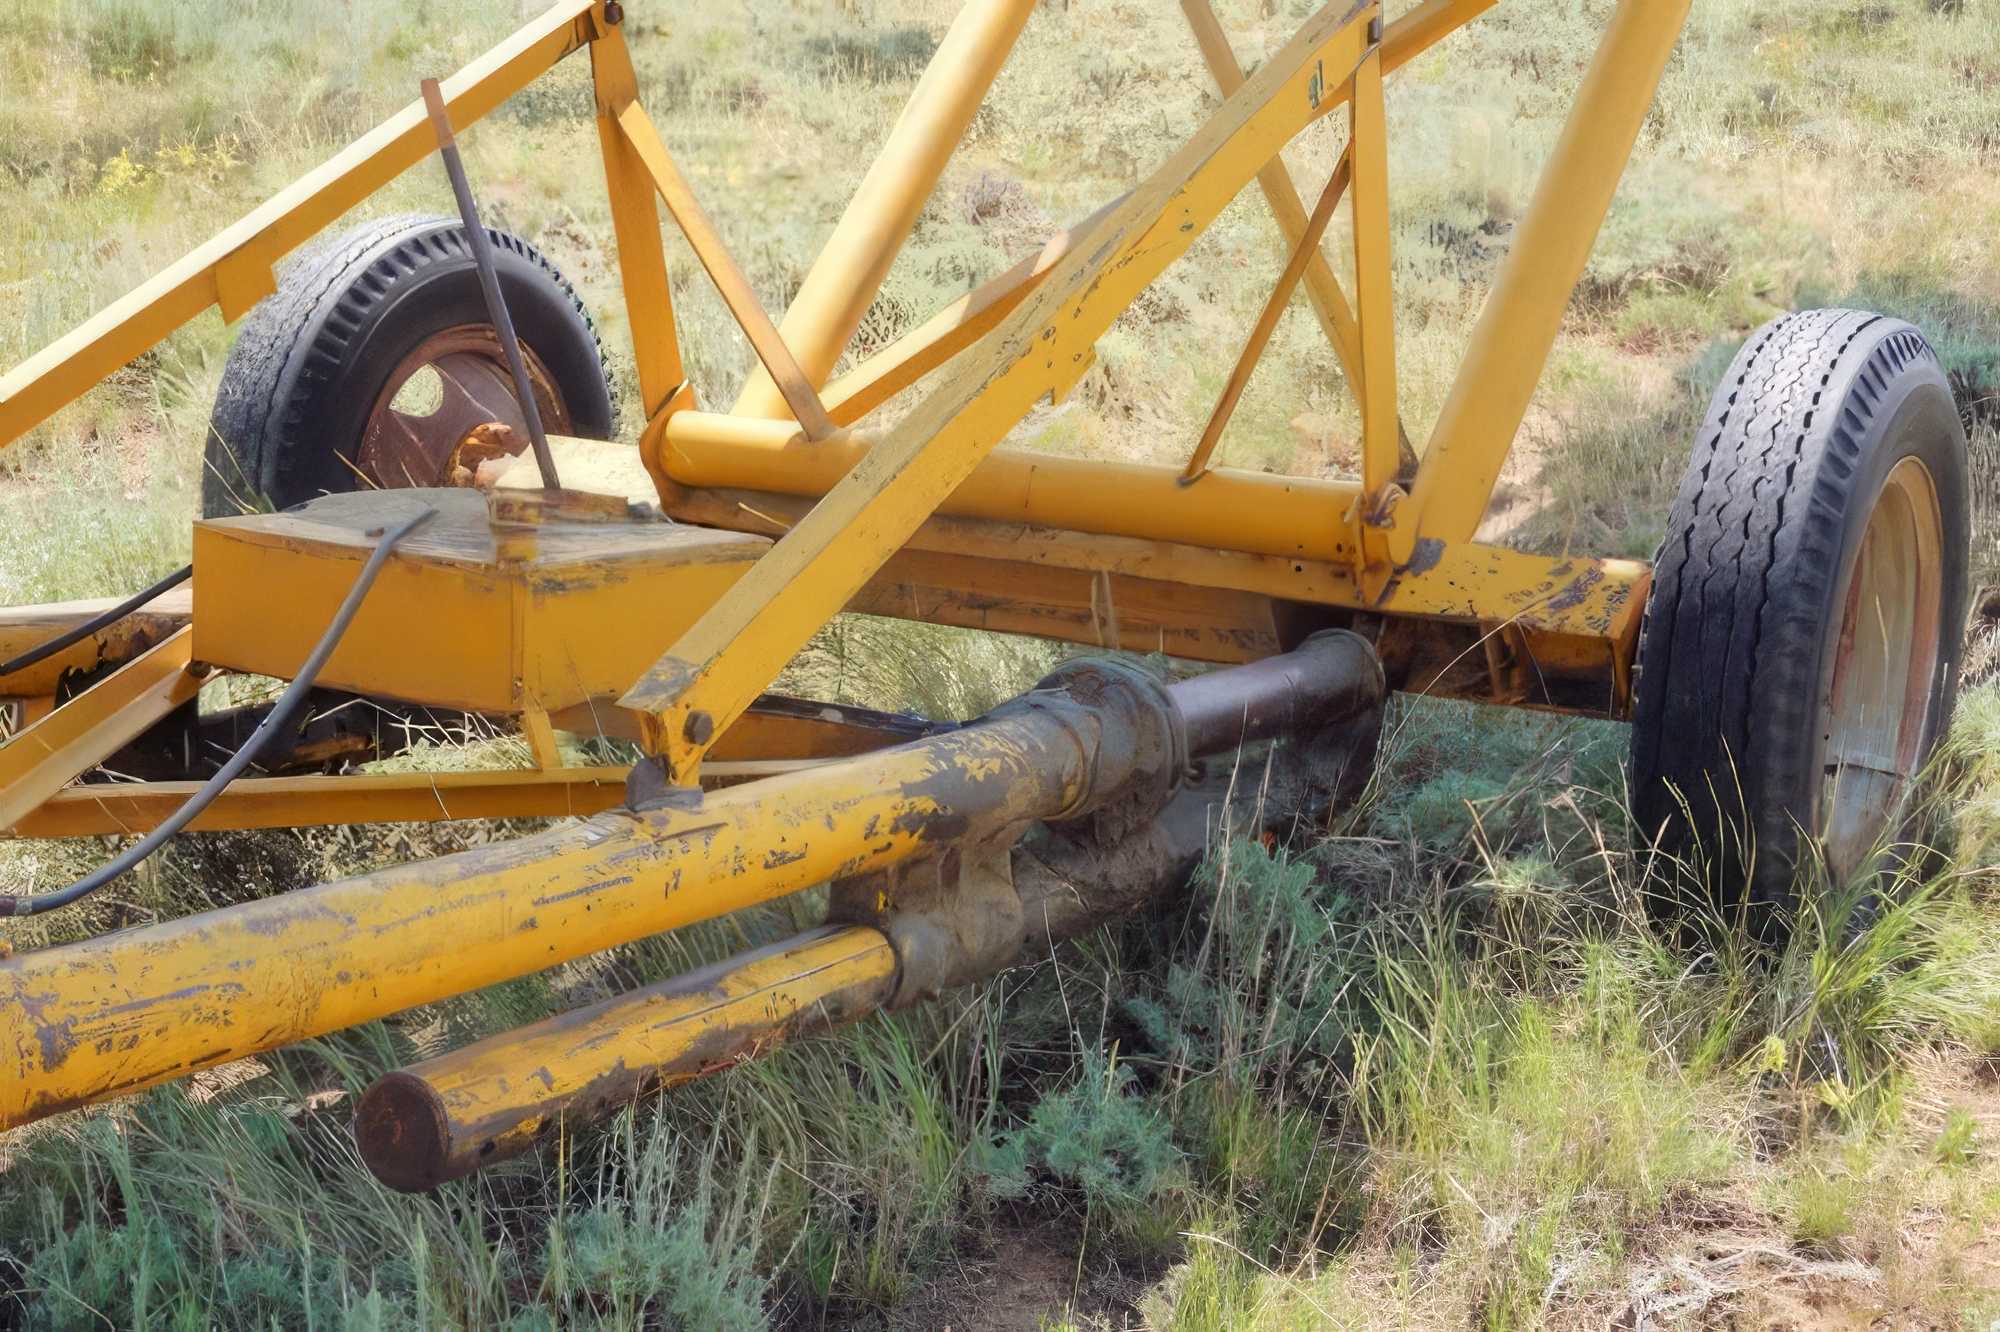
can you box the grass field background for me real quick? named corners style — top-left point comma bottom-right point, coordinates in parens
top-left (2, 0), bottom-right (1999, 1326)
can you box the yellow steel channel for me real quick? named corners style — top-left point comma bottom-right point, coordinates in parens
top-left (0, 587), bottom-right (192, 700)
top-left (6, 766), bottom-right (631, 838)
top-left (0, 629), bottom-right (201, 831)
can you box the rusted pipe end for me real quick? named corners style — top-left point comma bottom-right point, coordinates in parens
top-left (355, 1071), bottom-right (455, 1193)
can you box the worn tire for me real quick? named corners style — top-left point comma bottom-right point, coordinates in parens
top-left (203, 215), bottom-right (614, 516)
top-left (1629, 308), bottom-right (1970, 937)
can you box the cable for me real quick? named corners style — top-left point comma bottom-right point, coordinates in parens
top-left (0, 564), bottom-right (193, 682)
top-left (1, 506), bottom-right (435, 918)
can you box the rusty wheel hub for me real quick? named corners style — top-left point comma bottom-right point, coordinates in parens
top-left (358, 327), bottom-right (571, 488)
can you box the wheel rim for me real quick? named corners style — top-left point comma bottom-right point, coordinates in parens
top-left (356, 326), bottom-right (571, 489)
top-left (1818, 455), bottom-right (1945, 880)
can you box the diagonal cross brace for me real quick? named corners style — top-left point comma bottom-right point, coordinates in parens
top-left (620, 0), bottom-right (1377, 775)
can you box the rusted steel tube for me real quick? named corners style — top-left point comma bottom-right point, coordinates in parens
top-left (0, 709), bottom-right (1093, 1129)
top-left (732, 0), bottom-right (1036, 419)
top-left (0, 634), bottom-right (1378, 1129)
top-left (353, 634), bottom-right (1386, 1190)
top-left (1172, 629), bottom-right (1383, 757)
top-left (357, 925), bottom-right (896, 1191)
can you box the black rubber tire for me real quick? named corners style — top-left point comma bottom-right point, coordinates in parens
top-left (1629, 308), bottom-right (1970, 937)
top-left (203, 215), bottom-right (614, 516)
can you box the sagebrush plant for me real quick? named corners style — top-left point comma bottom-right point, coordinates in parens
top-left (4, 0), bottom-right (2000, 1325)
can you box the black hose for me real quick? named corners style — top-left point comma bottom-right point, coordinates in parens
top-left (0, 564), bottom-right (193, 683)
top-left (1, 506), bottom-right (435, 918)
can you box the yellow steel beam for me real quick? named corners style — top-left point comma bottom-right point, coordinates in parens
top-left (664, 482), bottom-right (1648, 643)
top-left (0, 0), bottom-right (600, 452)
top-left (1347, 32), bottom-right (1400, 500)
top-left (814, 194), bottom-right (1126, 428)
top-left (622, 0), bottom-right (1377, 773)
top-left (0, 629), bottom-right (201, 831)
top-left (590, 24), bottom-right (684, 419)
top-left (359, 925), bottom-right (897, 1190)
top-left (9, 693), bottom-right (937, 839)
top-left (6, 766), bottom-right (630, 838)
top-left (734, 0), bottom-right (1038, 419)
top-left (1408, 0), bottom-right (1693, 542)
top-left (613, 101), bottom-right (836, 440)
top-left (0, 694), bottom-right (1103, 1126)
top-left (1183, 151), bottom-right (1351, 483)
top-left (658, 413), bottom-right (1364, 565)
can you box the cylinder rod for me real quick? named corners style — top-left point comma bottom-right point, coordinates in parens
top-left (1172, 629), bottom-right (1382, 757)
top-left (358, 925), bottom-right (896, 1191)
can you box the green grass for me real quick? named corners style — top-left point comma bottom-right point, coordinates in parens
top-left (3, 0), bottom-right (2000, 1326)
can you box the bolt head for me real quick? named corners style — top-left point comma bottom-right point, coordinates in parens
top-left (682, 710), bottom-right (715, 745)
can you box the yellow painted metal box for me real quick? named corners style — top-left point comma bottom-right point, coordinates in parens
top-left (192, 488), bottom-right (768, 715)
